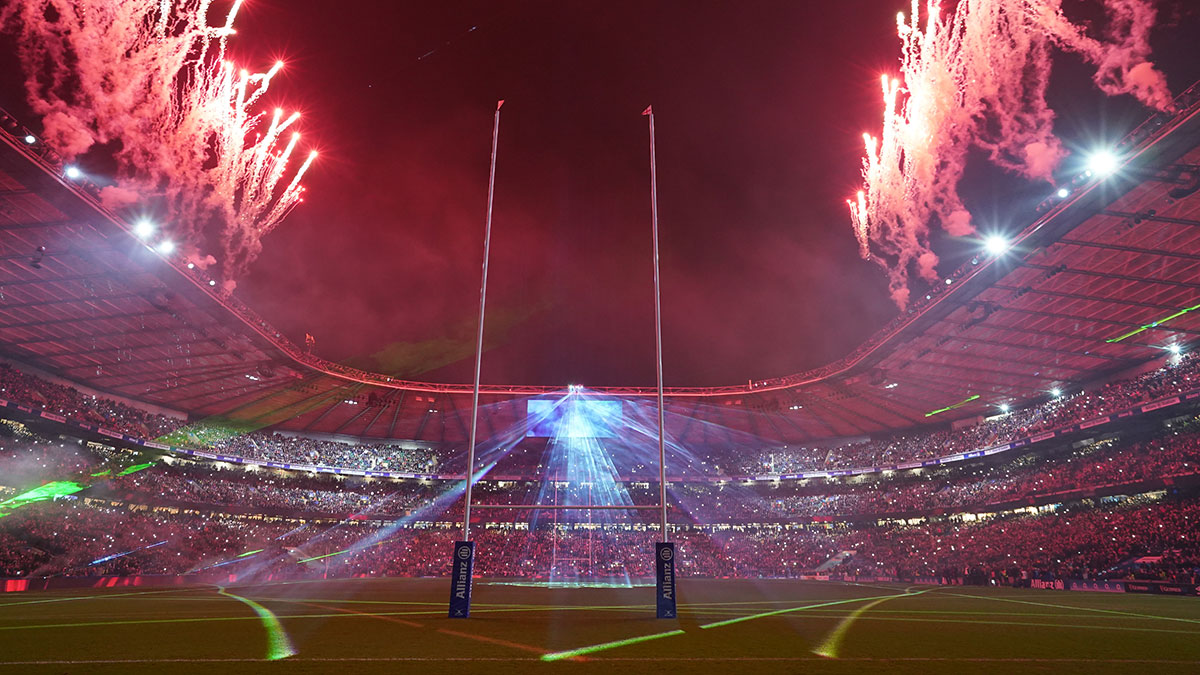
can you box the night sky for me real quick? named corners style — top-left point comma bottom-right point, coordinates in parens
top-left (6, 1), bottom-right (1200, 388)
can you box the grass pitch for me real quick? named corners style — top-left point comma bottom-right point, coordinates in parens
top-left (1, 578), bottom-right (1198, 674)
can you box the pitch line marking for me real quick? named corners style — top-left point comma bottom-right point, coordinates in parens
top-left (699, 591), bottom-right (907, 629)
top-left (286, 600), bottom-right (553, 657)
top-left (436, 628), bottom-right (552, 656)
top-left (0, 586), bottom-right (207, 607)
top-left (293, 600), bottom-right (425, 628)
top-left (786, 612), bottom-right (1200, 635)
top-left (941, 590), bottom-right (1200, 625)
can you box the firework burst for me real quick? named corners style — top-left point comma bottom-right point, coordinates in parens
top-left (848, 0), bottom-right (1172, 308)
top-left (2, 0), bottom-right (316, 280)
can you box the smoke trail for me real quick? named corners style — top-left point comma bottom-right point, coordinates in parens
top-left (848, 0), bottom-right (1173, 308)
top-left (2, 0), bottom-right (316, 280)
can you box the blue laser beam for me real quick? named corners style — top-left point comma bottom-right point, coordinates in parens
top-left (88, 540), bottom-right (167, 566)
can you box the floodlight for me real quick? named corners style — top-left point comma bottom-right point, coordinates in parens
top-left (984, 235), bottom-right (1009, 256)
top-left (1056, 187), bottom-right (1070, 198)
top-left (133, 220), bottom-right (155, 240)
top-left (1050, 388), bottom-right (1062, 397)
top-left (1087, 150), bottom-right (1119, 176)
top-left (156, 239), bottom-right (176, 255)
top-left (23, 134), bottom-right (35, 144)
top-left (64, 165), bottom-right (83, 179)
top-left (999, 403), bottom-right (1010, 413)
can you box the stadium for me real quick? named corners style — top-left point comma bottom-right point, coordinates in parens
top-left (2, 1), bottom-right (1200, 673)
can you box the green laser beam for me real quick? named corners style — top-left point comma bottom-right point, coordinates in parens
top-left (813, 589), bottom-right (931, 658)
top-left (293, 536), bottom-right (406, 564)
top-left (216, 587), bottom-right (296, 661)
top-left (540, 592), bottom-right (910, 661)
top-left (115, 462), bottom-right (156, 476)
top-left (1106, 301), bottom-right (1200, 343)
top-left (925, 394), bottom-right (980, 417)
top-left (541, 629), bottom-right (685, 661)
top-left (296, 550), bottom-right (350, 564)
top-left (237, 549), bottom-right (264, 558)
top-left (89, 469), bottom-right (111, 477)
top-left (0, 481), bottom-right (86, 518)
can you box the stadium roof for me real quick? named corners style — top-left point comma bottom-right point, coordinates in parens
top-left (2, 83), bottom-right (1200, 444)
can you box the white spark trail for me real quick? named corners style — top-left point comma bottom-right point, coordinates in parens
top-left (848, 0), bottom-right (1172, 308)
top-left (2, 0), bottom-right (316, 281)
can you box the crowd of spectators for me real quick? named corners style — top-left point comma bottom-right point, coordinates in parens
top-left (7, 415), bottom-right (1200, 526)
top-left (838, 495), bottom-right (1200, 584)
top-left (745, 354), bottom-right (1200, 473)
top-left (0, 502), bottom-right (286, 577)
top-left (0, 362), bottom-right (442, 473)
top-left (3, 494), bottom-right (1196, 584)
top-left (205, 432), bottom-right (438, 473)
top-left (0, 427), bottom-right (97, 490)
top-left (106, 468), bottom-right (440, 516)
top-left (735, 428), bottom-right (1200, 518)
top-left (3, 355), bottom-right (1200, 476)
top-left (0, 364), bottom-right (182, 438)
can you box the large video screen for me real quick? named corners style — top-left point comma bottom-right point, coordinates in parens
top-left (526, 399), bottom-right (622, 438)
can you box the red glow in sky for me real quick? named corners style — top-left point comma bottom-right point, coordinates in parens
top-left (3, 0), bottom-right (1198, 387)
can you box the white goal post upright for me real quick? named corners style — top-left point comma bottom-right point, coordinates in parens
top-left (450, 101), bottom-right (675, 619)
top-left (449, 99), bottom-right (503, 619)
top-left (644, 104), bottom-right (677, 619)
